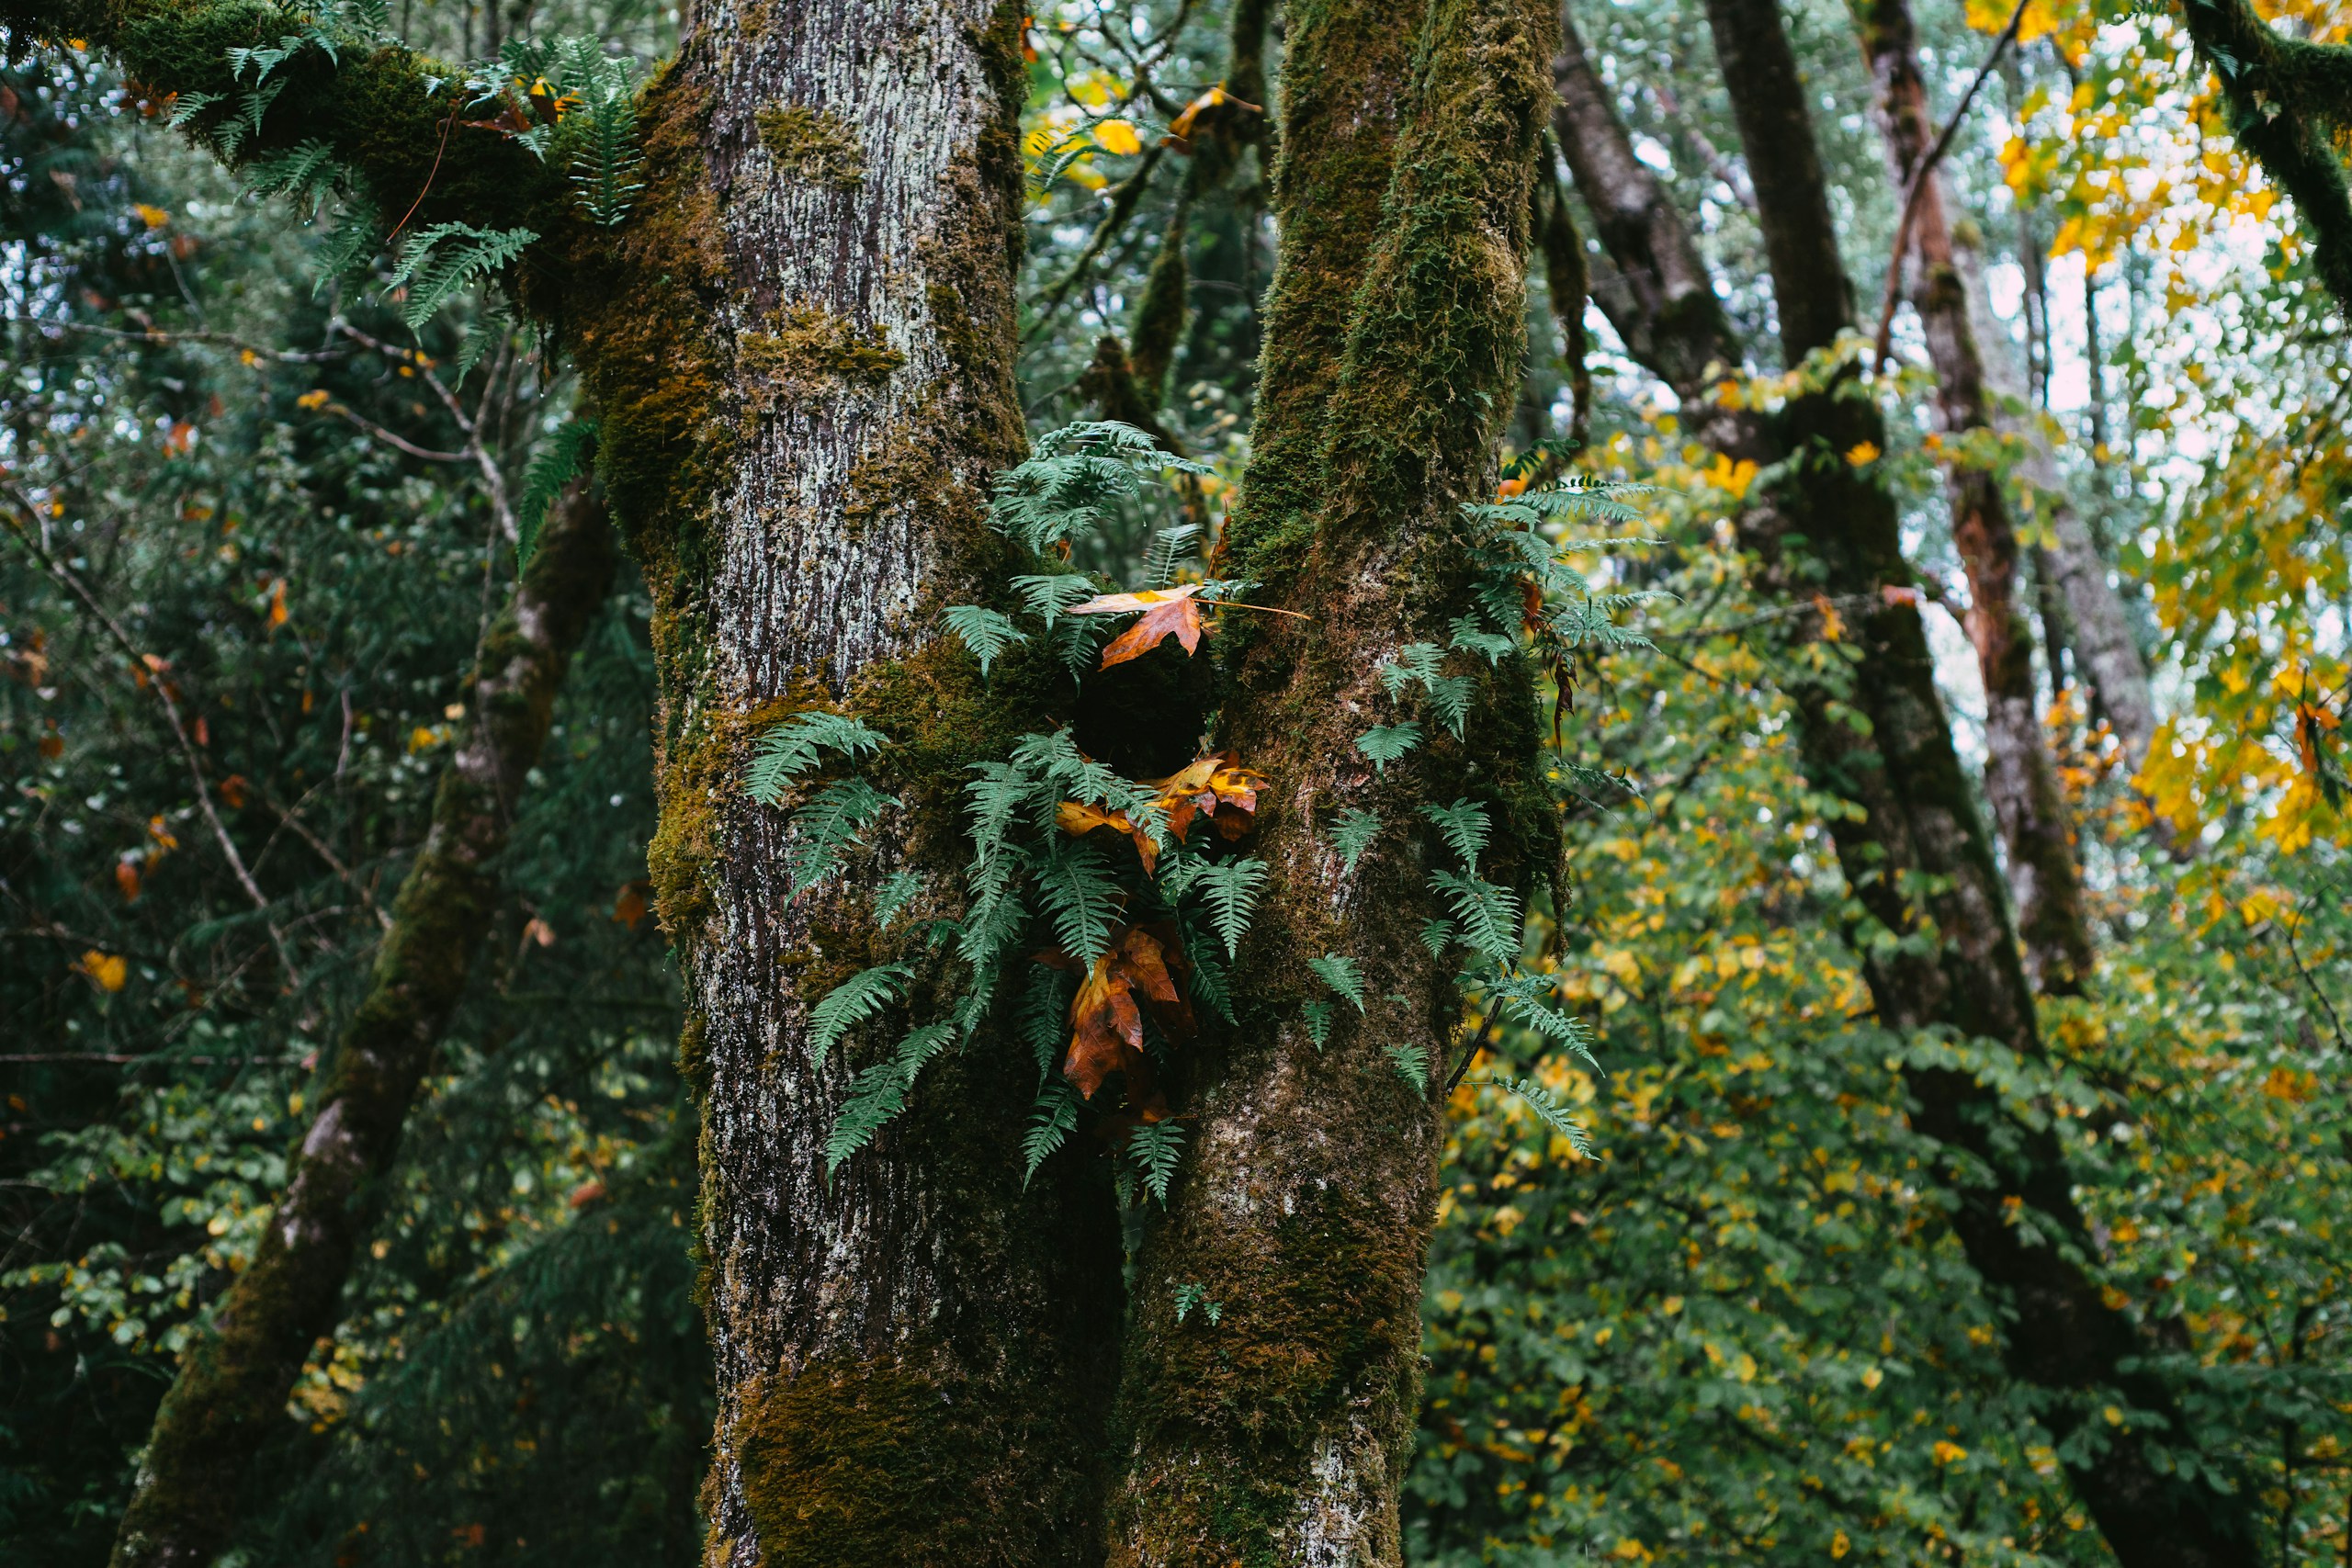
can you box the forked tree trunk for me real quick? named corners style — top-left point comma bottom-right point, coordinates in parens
top-left (1107, 0), bottom-right (1556, 1559)
top-left (562, 4), bottom-right (1126, 1562)
top-left (1557, 4), bottom-right (2257, 1561)
top-left (109, 481), bottom-right (616, 1568)
top-left (1850, 0), bottom-right (2095, 993)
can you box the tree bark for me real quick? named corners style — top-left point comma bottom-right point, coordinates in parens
top-left (108, 480), bottom-right (617, 1568)
top-left (1557, 5), bottom-right (2258, 1561)
top-left (1107, 0), bottom-right (1556, 1558)
top-left (560, 4), bottom-right (1128, 1563)
top-left (1850, 0), bottom-right (2095, 993)
top-left (1957, 254), bottom-right (2161, 772)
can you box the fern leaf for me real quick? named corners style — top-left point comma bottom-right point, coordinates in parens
top-left (1016, 962), bottom-right (1075, 1076)
top-left (1124, 1119), bottom-right (1186, 1205)
top-left (1021, 1078), bottom-right (1081, 1186)
top-left (1331, 807), bottom-right (1381, 874)
top-left (962, 760), bottom-right (1035, 870)
top-left (824, 1021), bottom-right (956, 1173)
top-left (1487, 972), bottom-right (1600, 1070)
top-left (1430, 868), bottom-right (1521, 963)
top-left (944, 604), bottom-right (1026, 677)
top-left (515, 417), bottom-right (599, 568)
top-left (1302, 999), bottom-right (1334, 1050)
top-left (1421, 917), bottom-right (1454, 958)
top-left (747, 711), bottom-right (889, 803)
top-left (1449, 614), bottom-right (1516, 666)
top-left (1036, 841), bottom-right (1123, 967)
top-left (1355, 722), bottom-right (1422, 775)
top-left (385, 221), bottom-right (537, 333)
top-left (1377, 643), bottom-right (1444, 699)
top-left (786, 778), bottom-right (895, 892)
top-left (808, 964), bottom-right (910, 1069)
top-left (1419, 798), bottom-right (1491, 874)
top-left (1386, 1041), bottom-right (1431, 1094)
top-left (1466, 1074), bottom-right (1594, 1157)
top-left (1193, 857), bottom-right (1267, 959)
top-left (873, 869), bottom-right (923, 931)
top-left (1307, 953), bottom-right (1367, 1013)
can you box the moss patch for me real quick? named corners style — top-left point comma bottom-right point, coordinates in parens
top-left (755, 103), bottom-right (867, 188)
top-left (741, 308), bottom-right (906, 405)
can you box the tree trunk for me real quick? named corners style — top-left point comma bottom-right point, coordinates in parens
top-left (1850, 0), bottom-right (2095, 993)
top-left (561, 4), bottom-right (1126, 1562)
top-left (108, 480), bottom-right (617, 1568)
top-left (1106, 0), bottom-right (1556, 1558)
top-left (1956, 255), bottom-right (2161, 773)
top-left (1558, 5), bottom-right (2258, 1560)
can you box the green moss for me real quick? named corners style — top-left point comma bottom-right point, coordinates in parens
top-left (741, 308), bottom-right (906, 403)
top-left (754, 103), bottom-right (867, 187)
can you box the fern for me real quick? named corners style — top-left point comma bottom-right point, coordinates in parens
top-left (1011, 572), bottom-right (1098, 627)
top-left (1035, 841), bottom-right (1123, 967)
top-left (314, 196), bottom-right (383, 292)
top-left (1302, 999), bottom-right (1334, 1049)
top-left (873, 869), bottom-right (924, 931)
top-left (1307, 953), bottom-right (1367, 1013)
top-left (1378, 643), bottom-right (1445, 699)
top-left (1185, 942), bottom-right (1235, 1024)
top-left (1125, 1119), bottom-right (1186, 1205)
top-left (1356, 722), bottom-right (1422, 774)
top-left (962, 760), bottom-right (1035, 870)
top-left (944, 604), bottom-right (1025, 677)
top-left (786, 778), bottom-right (895, 892)
top-left (1171, 1281), bottom-right (1222, 1325)
top-left (1465, 1074), bottom-right (1594, 1157)
top-left (1386, 1041), bottom-right (1432, 1094)
top-left (562, 42), bottom-right (644, 226)
top-left (825, 1022), bottom-right (956, 1172)
top-left (515, 417), bottom-right (599, 568)
top-left (748, 711), bottom-right (889, 804)
top-left (1331, 807), bottom-right (1381, 874)
top-left (1380, 642), bottom-right (1473, 737)
top-left (1015, 963), bottom-right (1074, 1075)
top-left (1021, 1078), bottom-right (1081, 1186)
top-left (1145, 522), bottom-right (1201, 587)
top-left (1421, 917), bottom-right (1455, 957)
top-left (987, 422), bottom-right (1207, 553)
top-left (1487, 972), bottom-right (1600, 1070)
top-left (1419, 798), bottom-right (1492, 874)
top-left (1449, 613), bottom-right (1516, 666)
top-left (1192, 857), bottom-right (1267, 959)
top-left (385, 222), bottom-right (537, 333)
top-left (808, 964), bottom-right (910, 1069)
top-left (1430, 869), bottom-right (1521, 963)
top-left (243, 139), bottom-right (340, 214)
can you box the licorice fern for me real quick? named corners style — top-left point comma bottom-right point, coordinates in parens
top-left (1419, 798), bottom-right (1492, 875)
top-left (786, 778), bottom-right (895, 892)
top-left (385, 222), bottom-right (537, 334)
top-left (1192, 857), bottom-right (1266, 959)
top-left (1464, 1074), bottom-right (1593, 1157)
top-left (808, 963), bottom-right (910, 1068)
top-left (1331, 807), bottom-right (1381, 873)
top-left (1308, 953), bottom-right (1367, 1013)
top-left (747, 711), bottom-right (888, 803)
top-left (515, 416), bottom-right (599, 567)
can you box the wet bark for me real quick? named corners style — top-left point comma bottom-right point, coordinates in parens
top-left (1557, 4), bottom-right (2257, 1560)
top-left (108, 481), bottom-right (617, 1568)
top-left (1850, 0), bottom-right (2094, 993)
top-left (571, 4), bottom-right (1127, 1562)
top-left (1106, 0), bottom-right (1556, 1559)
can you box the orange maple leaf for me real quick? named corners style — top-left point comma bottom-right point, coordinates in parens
top-left (1069, 583), bottom-right (1206, 668)
top-left (1144, 755), bottom-right (1268, 843)
top-left (1057, 798), bottom-right (1161, 872)
top-left (1059, 925), bottom-right (1193, 1104)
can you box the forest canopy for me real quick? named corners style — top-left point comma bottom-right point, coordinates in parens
top-left (0, 0), bottom-right (2346, 1563)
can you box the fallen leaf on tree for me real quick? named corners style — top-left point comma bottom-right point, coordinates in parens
top-left (1056, 799), bottom-right (1161, 872)
top-left (1143, 755), bottom-right (1268, 843)
top-left (1069, 582), bottom-right (1205, 668)
top-left (1059, 924), bottom-right (1193, 1105)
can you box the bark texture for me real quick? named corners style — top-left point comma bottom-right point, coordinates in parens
top-left (1851, 0), bottom-right (2094, 993)
top-left (1106, 0), bottom-right (1557, 1560)
top-left (562, 5), bottom-right (1126, 1563)
top-left (108, 482), bottom-right (617, 1568)
top-left (1557, 5), bottom-right (2257, 1561)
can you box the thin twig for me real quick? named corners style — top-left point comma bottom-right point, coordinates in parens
top-left (2, 484), bottom-right (300, 987)
top-left (1871, 0), bottom-right (2030, 372)
top-left (256, 785), bottom-right (392, 931)
top-left (386, 107), bottom-right (459, 244)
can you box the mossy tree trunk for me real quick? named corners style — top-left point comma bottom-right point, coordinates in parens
top-left (560, 4), bottom-right (1126, 1563)
top-left (1105, 0), bottom-right (1556, 1559)
top-left (18, 1), bottom-right (1128, 1560)
top-left (1849, 0), bottom-right (2095, 994)
top-left (107, 481), bottom-right (617, 1568)
top-left (1557, 4), bottom-right (2257, 1561)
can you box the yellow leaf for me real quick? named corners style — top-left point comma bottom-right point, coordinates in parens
top-left (297, 389), bottom-right (331, 411)
top-left (1092, 118), bottom-right (1141, 156)
top-left (133, 202), bottom-right (171, 230)
top-left (1860, 1366), bottom-right (1883, 1390)
top-left (80, 950), bottom-right (128, 992)
top-left (1931, 1439), bottom-right (1967, 1464)
top-left (1843, 441), bottom-right (1879, 467)
top-left (1832, 1531), bottom-right (1851, 1559)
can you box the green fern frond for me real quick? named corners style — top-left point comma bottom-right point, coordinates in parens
top-left (1355, 722), bottom-right (1422, 775)
top-left (1378, 643), bottom-right (1444, 699)
top-left (1192, 857), bottom-right (1266, 959)
top-left (1036, 841), bottom-right (1123, 967)
top-left (1307, 953), bottom-right (1367, 1013)
top-left (1487, 972), bottom-right (1601, 1070)
top-left (1331, 807), bottom-right (1381, 874)
top-left (1466, 1075), bottom-right (1594, 1157)
top-left (1386, 1042), bottom-right (1431, 1094)
top-left (873, 869), bottom-right (924, 931)
top-left (808, 963), bottom-right (910, 1069)
top-left (515, 417), bottom-right (599, 568)
top-left (1420, 918), bottom-right (1454, 957)
top-left (1449, 614), bottom-right (1516, 665)
top-left (243, 139), bottom-right (340, 213)
top-left (562, 43), bottom-right (644, 226)
top-left (385, 221), bottom-right (537, 333)
top-left (824, 1021), bottom-right (956, 1172)
top-left (1430, 868), bottom-right (1521, 963)
top-left (943, 604), bottom-right (1026, 677)
top-left (1021, 1078), bottom-right (1081, 1186)
top-left (1016, 963), bottom-right (1074, 1076)
top-left (1302, 999), bottom-right (1334, 1050)
top-left (962, 760), bottom-right (1035, 870)
top-left (786, 778), bottom-right (895, 891)
top-left (747, 711), bottom-right (889, 803)
top-left (987, 422), bottom-right (1207, 553)
top-left (1125, 1119), bottom-right (1186, 1205)
top-left (1419, 798), bottom-right (1491, 874)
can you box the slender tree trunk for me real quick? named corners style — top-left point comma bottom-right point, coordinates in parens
top-left (1557, 5), bottom-right (2257, 1560)
top-left (108, 480), bottom-right (617, 1568)
top-left (1106, 0), bottom-right (1555, 1558)
top-left (1958, 254), bottom-right (2162, 771)
top-left (553, 4), bottom-right (1129, 1562)
top-left (1850, 0), bottom-right (2094, 993)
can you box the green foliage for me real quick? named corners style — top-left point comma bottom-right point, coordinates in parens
top-left (785, 777), bottom-right (896, 892)
top-left (517, 416), bottom-right (601, 567)
top-left (1308, 953), bottom-right (1367, 1012)
top-left (943, 604), bottom-right (1027, 676)
top-left (745, 711), bottom-right (889, 803)
top-left (385, 221), bottom-right (539, 333)
top-left (1356, 720), bottom-right (1423, 774)
top-left (1123, 1119), bottom-right (1186, 1205)
top-left (1035, 840), bottom-right (1124, 967)
top-left (1429, 869), bottom-right (1521, 964)
top-left (1460, 1074), bottom-right (1591, 1157)
top-left (1381, 642), bottom-right (1475, 737)
top-left (807, 964), bottom-right (912, 1069)
top-left (1331, 807), bottom-right (1382, 873)
top-left (1171, 1280), bottom-right (1223, 1325)
top-left (1190, 856), bottom-right (1267, 959)
top-left (1419, 798), bottom-right (1492, 874)
top-left (1385, 1041), bottom-right (1431, 1094)
top-left (826, 1022), bottom-right (956, 1173)
top-left (986, 420), bottom-right (1208, 554)
top-left (872, 869), bottom-right (924, 930)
